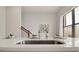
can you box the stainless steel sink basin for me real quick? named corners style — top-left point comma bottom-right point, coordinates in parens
top-left (16, 40), bottom-right (65, 44)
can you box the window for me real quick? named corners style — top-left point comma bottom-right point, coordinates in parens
top-left (75, 7), bottom-right (79, 37)
top-left (75, 7), bottom-right (79, 24)
top-left (65, 12), bottom-right (72, 26)
top-left (63, 6), bottom-right (79, 37)
top-left (63, 11), bottom-right (72, 37)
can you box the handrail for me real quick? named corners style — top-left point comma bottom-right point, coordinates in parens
top-left (21, 26), bottom-right (32, 38)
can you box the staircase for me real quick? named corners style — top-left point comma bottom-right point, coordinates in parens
top-left (21, 26), bottom-right (32, 38)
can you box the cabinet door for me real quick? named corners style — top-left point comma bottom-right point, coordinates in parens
top-left (0, 7), bottom-right (6, 39)
top-left (6, 7), bottom-right (21, 38)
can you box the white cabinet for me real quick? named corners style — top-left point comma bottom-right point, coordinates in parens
top-left (0, 7), bottom-right (6, 39)
top-left (0, 6), bottom-right (22, 39)
top-left (6, 7), bottom-right (21, 38)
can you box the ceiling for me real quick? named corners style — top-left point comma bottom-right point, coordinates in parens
top-left (22, 6), bottom-right (64, 13)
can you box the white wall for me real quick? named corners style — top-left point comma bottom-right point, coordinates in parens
top-left (22, 13), bottom-right (57, 37)
top-left (0, 6), bottom-right (73, 39)
top-left (56, 6), bottom-right (74, 36)
top-left (0, 7), bottom-right (6, 39)
top-left (6, 7), bottom-right (21, 38)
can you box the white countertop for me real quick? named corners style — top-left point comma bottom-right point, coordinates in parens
top-left (0, 37), bottom-right (78, 47)
top-left (0, 37), bottom-right (79, 51)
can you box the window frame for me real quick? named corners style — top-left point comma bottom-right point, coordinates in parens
top-left (63, 7), bottom-right (78, 37)
top-left (64, 11), bottom-right (73, 27)
top-left (74, 7), bottom-right (79, 25)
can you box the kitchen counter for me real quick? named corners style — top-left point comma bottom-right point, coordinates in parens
top-left (0, 37), bottom-right (79, 52)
